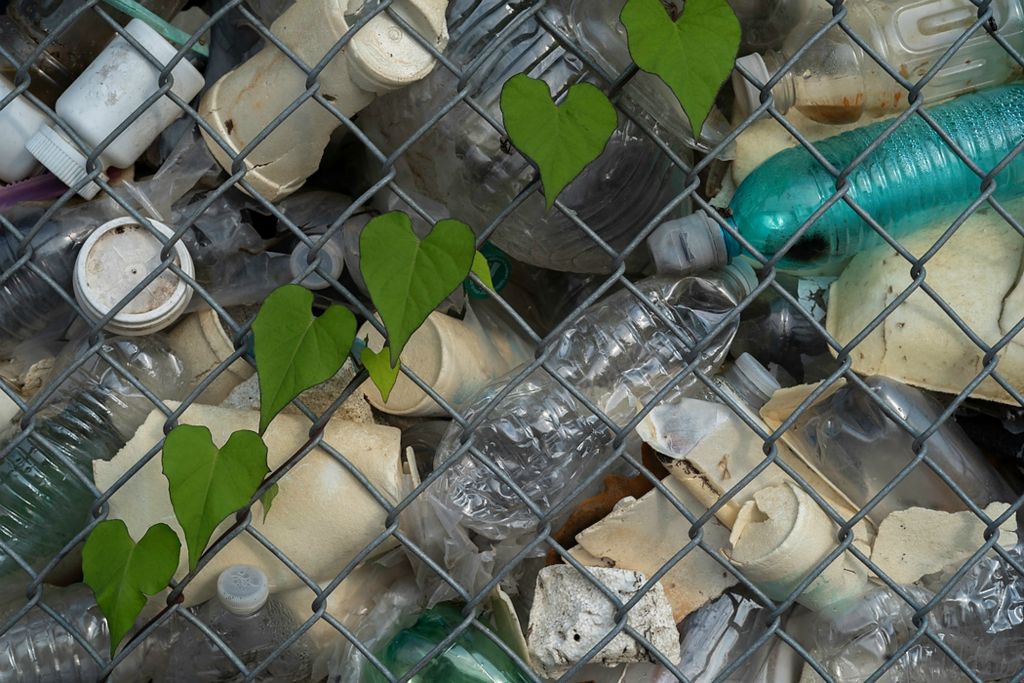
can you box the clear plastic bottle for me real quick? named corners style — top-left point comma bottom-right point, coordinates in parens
top-left (422, 263), bottom-right (757, 551)
top-left (733, 0), bottom-right (1024, 124)
top-left (649, 84), bottom-right (1024, 274)
top-left (781, 376), bottom-right (1014, 524)
top-left (0, 0), bottom-right (189, 106)
top-left (797, 546), bottom-right (1024, 681)
top-left (358, 0), bottom-right (694, 274)
top-left (0, 336), bottom-right (188, 577)
top-left (727, 0), bottom-right (819, 54)
top-left (154, 565), bottom-right (314, 682)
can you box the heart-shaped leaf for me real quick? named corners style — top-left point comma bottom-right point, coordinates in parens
top-left (470, 250), bottom-right (495, 292)
top-left (621, 0), bottom-right (740, 135)
top-left (360, 212), bottom-right (476, 366)
top-left (361, 345), bottom-right (401, 403)
top-left (83, 520), bottom-right (181, 655)
top-left (253, 284), bottom-right (357, 433)
top-left (162, 425), bottom-right (270, 571)
top-left (260, 483), bottom-right (279, 523)
top-left (500, 74), bottom-right (617, 208)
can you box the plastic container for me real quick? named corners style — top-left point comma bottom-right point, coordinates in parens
top-left (359, 301), bottom-right (533, 417)
top-left (410, 264), bottom-right (757, 601)
top-left (0, 0), bottom-right (189, 106)
top-left (73, 216), bottom-right (195, 336)
top-left (733, 0), bottom-right (1024, 123)
top-left (649, 84), bottom-right (1024, 274)
top-left (0, 75), bottom-right (49, 183)
top-left (0, 336), bottom-right (188, 578)
top-left (26, 18), bottom-right (205, 199)
top-left (358, 0), bottom-right (692, 274)
top-left (199, 0), bottom-right (448, 202)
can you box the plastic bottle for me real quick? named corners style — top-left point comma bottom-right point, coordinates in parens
top-left (0, 75), bottom-right (50, 183)
top-left (648, 84), bottom-right (1024, 274)
top-left (779, 376), bottom-right (1014, 524)
top-left (0, 336), bottom-right (188, 577)
top-left (733, 0), bottom-right (1024, 124)
top-left (358, 0), bottom-right (693, 274)
top-left (198, 0), bottom-right (448, 202)
top-left (797, 547), bottom-right (1024, 681)
top-left (150, 565), bottom-right (314, 682)
top-left (364, 602), bottom-right (531, 683)
top-left (26, 18), bottom-right (205, 199)
top-left (726, 0), bottom-right (819, 54)
top-left (411, 264), bottom-right (757, 600)
top-left (0, 0), bottom-right (189, 106)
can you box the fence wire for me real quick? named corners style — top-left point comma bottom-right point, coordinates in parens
top-left (0, 0), bottom-right (1023, 681)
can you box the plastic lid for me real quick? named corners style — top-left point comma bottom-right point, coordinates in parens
top-left (722, 257), bottom-right (759, 298)
top-left (216, 565), bottom-right (269, 616)
top-left (25, 125), bottom-right (104, 199)
top-left (73, 216), bottom-right (195, 335)
top-left (289, 233), bottom-right (345, 290)
top-left (733, 352), bottom-right (781, 402)
top-left (732, 53), bottom-right (772, 119)
top-left (648, 212), bottom-right (731, 276)
top-left (0, 75), bottom-right (49, 183)
top-left (348, 7), bottom-right (440, 92)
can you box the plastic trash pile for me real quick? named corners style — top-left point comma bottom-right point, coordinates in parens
top-left (1, 0), bottom-right (1023, 681)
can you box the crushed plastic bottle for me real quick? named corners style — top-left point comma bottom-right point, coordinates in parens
top-left (409, 263), bottom-right (757, 599)
top-left (358, 0), bottom-right (696, 274)
top-left (649, 84), bottom-right (1024, 274)
top-left (364, 602), bottom-right (531, 683)
top-left (0, 336), bottom-right (188, 577)
top-left (733, 0), bottom-right (1024, 124)
top-left (796, 545), bottom-right (1024, 681)
top-left (150, 565), bottom-right (314, 682)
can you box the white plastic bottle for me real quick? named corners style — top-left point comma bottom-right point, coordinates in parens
top-left (26, 18), bottom-right (205, 199)
top-left (734, 0), bottom-right (1024, 124)
top-left (199, 0), bottom-right (449, 202)
top-left (0, 75), bottom-right (49, 183)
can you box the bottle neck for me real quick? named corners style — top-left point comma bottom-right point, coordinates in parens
top-left (762, 50), bottom-right (797, 114)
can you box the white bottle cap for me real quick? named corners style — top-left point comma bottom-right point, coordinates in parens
top-left (733, 352), bottom-right (781, 403)
top-left (732, 53), bottom-right (772, 118)
top-left (216, 565), bottom-right (270, 616)
top-left (648, 212), bottom-right (731, 276)
top-left (0, 76), bottom-right (49, 183)
top-left (25, 125), bottom-right (106, 199)
top-left (73, 216), bottom-right (195, 336)
top-left (289, 234), bottom-right (345, 290)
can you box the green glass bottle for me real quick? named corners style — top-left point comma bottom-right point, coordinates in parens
top-left (363, 603), bottom-right (532, 683)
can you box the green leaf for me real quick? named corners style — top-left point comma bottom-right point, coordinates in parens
top-left (360, 212), bottom-right (476, 366)
top-left (82, 520), bottom-right (180, 655)
top-left (470, 250), bottom-right (495, 292)
top-left (361, 345), bottom-right (401, 403)
top-left (500, 74), bottom-right (617, 208)
top-left (621, 0), bottom-right (740, 135)
top-left (252, 284), bottom-right (357, 433)
top-left (162, 425), bottom-right (270, 571)
top-left (260, 483), bottom-right (279, 524)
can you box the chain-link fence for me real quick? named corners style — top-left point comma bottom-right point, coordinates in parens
top-left (1, 0), bottom-right (1023, 680)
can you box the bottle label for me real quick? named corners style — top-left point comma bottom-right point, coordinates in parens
top-left (465, 242), bottom-right (511, 299)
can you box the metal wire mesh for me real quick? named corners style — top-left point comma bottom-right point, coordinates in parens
top-left (0, 0), bottom-right (1022, 680)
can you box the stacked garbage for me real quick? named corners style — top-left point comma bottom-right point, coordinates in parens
top-left (1, 0), bottom-right (1023, 681)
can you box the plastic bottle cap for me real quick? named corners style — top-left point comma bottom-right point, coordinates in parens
top-left (732, 53), bottom-right (772, 119)
top-left (648, 212), bottom-right (730, 276)
top-left (733, 352), bottom-right (781, 402)
top-left (0, 76), bottom-right (49, 183)
top-left (289, 234), bottom-right (345, 290)
top-left (73, 216), bottom-right (194, 336)
top-left (348, 9), bottom-right (439, 92)
top-left (724, 258), bottom-right (759, 297)
top-left (25, 125), bottom-right (105, 199)
top-left (216, 565), bottom-right (269, 616)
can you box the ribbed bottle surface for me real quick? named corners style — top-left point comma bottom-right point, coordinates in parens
top-left (731, 85), bottom-right (1024, 271)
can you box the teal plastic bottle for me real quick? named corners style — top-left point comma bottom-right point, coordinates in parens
top-left (649, 85), bottom-right (1024, 274)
